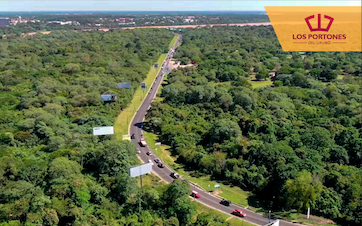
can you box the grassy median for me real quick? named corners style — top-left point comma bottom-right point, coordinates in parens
top-left (169, 35), bottom-right (178, 48)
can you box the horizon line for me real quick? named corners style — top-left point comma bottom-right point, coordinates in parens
top-left (0, 10), bottom-right (266, 12)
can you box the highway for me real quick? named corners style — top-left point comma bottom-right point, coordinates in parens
top-left (129, 35), bottom-right (299, 226)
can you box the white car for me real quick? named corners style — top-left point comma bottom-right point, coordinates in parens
top-left (148, 159), bottom-right (153, 165)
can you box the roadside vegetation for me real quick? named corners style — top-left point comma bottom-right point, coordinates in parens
top-left (0, 27), bottom-right (242, 226)
top-left (144, 131), bottom-right (251, 208)
top-left (141, 172), bottom-right (253, 226)
top-left (145, 26), bottom-right (362, 226)
top-left (0, 29), bottom-right (219, 225)
top-left (114, 52), bottom-right (168, 137)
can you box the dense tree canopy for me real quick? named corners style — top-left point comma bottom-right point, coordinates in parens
top-left (0, 29), bottom-right (226, 225)
top-left (146, 26), bottom-right (362, 226)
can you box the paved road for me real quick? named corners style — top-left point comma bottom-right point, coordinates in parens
top-left (130, 35), bottom-right (298, 226)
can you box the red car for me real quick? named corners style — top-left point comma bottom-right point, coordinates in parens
top-left (232, 209), bottom-right (246, 217)
top-left (191, 191), bottom-right (200, 198)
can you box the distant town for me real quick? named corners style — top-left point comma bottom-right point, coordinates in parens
top-left (0, 15), bottom-right (226, 27)
top-left (0, 12), bottom-right (268, 29)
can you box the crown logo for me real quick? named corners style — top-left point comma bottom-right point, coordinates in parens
top-left (305, 14), bottom-right (334, 32)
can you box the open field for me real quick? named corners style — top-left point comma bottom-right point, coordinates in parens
top-left (138, 172), bottom-right (165, 187)
top-left (249, 79), bottom-right (273, 89)
top-left (195, 202), bottom-right (255, 226)
top-left (337, 75), bottom-right (345, 80)
top-left (114, 53), bottom-right (168, 138)
top-left (227, 217), bottom-right (257, 226)
top-left (211, 77), bottom-right (273, 89)
top-left (287, 213), bottom-right (336, 226)
top-left (248, 74), bottom-right (273, 89)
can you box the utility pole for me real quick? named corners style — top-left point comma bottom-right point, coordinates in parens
top-left (139, 177), bottom-right (142, 214)
top-left (268, 210), bottom-right (271, 223)
top-left (307, 207), bottom-right (310, 219)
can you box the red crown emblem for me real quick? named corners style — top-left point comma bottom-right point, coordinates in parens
top-left (305, 14), bottom-right (334, 32)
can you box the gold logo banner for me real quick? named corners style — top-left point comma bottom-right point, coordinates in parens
top-left (265, 6), bottom-right (361, 52)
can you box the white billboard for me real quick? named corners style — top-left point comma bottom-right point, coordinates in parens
top-left (93, 126), bottom-right (114, 136)
top-left (130, 162), bottom-right (153, 177)
top-left (118, 83), bottom-right (131, 88)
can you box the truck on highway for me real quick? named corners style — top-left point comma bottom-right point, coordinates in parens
top-left (140, 139), bottom-right (147, 147)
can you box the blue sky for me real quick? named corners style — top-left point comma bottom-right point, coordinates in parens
top-left (0, 1), bottom-right (360, 11)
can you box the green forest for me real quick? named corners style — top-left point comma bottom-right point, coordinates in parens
top-left (0, 29), bottom-right (224, 226)
top-left (145, 26), bottom-right (362, 226)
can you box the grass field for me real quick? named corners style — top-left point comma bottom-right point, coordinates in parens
top-left (248, 74), bottom-right (273, 89)
top-left (211, 77), bottom-right (272, 89)
top-left (227, 217), bottom-right (256, 226)
top-left (169, 35), bottom-right (178, 48)
top-left (114, 53), bottom-right (168, 138)
top-left (137, 172), bottom-right (165, 187)
top-left (195, 202), bottom-right (255, 226)
top-left (337, 75), bottom-right (345, 80)
top-left (144, 131), bottom-right (251, 208)
top-left (249, 79), bottom-right (273, 89)
top-left (286, 213), bottom-right (336, 226)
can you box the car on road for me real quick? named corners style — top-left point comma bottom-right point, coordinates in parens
top-left (140, 139), bottom-right (147, 147)
top-left (191, 191), bottom-right (200, 198)
top-left (154, 158), bottom-right (160, 163)
top-left (157, 163), bottom-right (165, 168)
top-left (170, 172), bottom-right (180, 179)
top-left (148, 159), bottom-right (153, 165)
top-left (232, 209), bottom-right (246, 217)
top-left (220, 199), bottom-right (231, 206)
top-left (146, 151), bottom-right (153, 156)
top-left (131, 134), bottom-right (135, 139)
